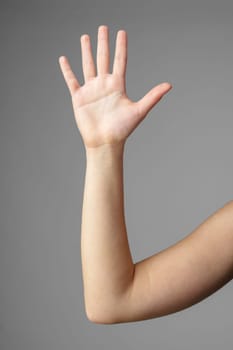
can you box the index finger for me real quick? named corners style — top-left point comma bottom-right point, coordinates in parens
top-left (58, 56), bottom-right (80, 95)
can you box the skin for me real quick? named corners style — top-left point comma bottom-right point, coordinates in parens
top-left (58, 25), bottom-right (233, 324)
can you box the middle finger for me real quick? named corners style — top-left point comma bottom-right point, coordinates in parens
top-left (96, 25), bottom-right (110, 75)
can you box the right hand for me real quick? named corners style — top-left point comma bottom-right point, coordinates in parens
top-left (59, 25), bottom-right (172, 149)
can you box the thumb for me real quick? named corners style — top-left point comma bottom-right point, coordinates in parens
top-left (135, 82), bottom-right (172, 119)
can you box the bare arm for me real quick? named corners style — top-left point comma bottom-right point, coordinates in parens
top-left (58, 25), bottom-right (233, 324)
top-left (81, 143), bottom-right (134, 323)
top-left (116, 199), bottom-right (233, 324)
top-left (83, 144), bottom-right (233, 324)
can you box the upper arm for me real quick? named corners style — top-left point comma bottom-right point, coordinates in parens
top-left (111, 200), bottom-right (233, 324)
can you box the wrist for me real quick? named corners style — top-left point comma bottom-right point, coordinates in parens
top-left (85, 141), bottom-right (125, 160)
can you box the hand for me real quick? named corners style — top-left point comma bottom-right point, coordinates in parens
top-left (59, 25), bottom-right (172, 149)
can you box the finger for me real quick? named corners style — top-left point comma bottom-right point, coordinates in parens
top-left (135, 82), bottom-right (172, 119)
top-left (58, 56), bottom-right (80, 96)
top-left (80, 34), bottom-right (96, 82)
top-left (112, 30), bottom-right (127, 79)
top-left (96, 25), bottom-right (110, 75)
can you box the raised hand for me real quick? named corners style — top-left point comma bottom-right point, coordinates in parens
top-left (59, 25), bottom-right (172, 149)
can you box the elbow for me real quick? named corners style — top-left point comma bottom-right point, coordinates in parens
top-left (83, 280), bottom-right (135, 324)
top-left (85, 303), bottom-right (118, 325)
top-left (86, 313), bottom-right (116, 325)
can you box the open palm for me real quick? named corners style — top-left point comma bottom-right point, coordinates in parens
top-left (59, 25), bottom-right (172, 149)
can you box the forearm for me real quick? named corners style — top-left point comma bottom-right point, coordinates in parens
top-left (81, 142), bottom-right (135, 323)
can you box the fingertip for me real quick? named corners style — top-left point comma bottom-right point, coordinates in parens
top-left (59, 56), bottom-right (66, 64)
top-left (163, 82), bottom-right (173, 90)
top-left (80, 34), bottom-right (90, 43)
top-left (157, 82), bottom-right (173, 95)
top-left (117, 29), bottom-right (127, 41)
top-left (118, 29), bottom-right (127, 35)
top-left (99, 24), bottom-right (108, 31)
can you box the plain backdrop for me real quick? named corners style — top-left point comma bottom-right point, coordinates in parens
top-left (1, 0), bottom-right (233, 349)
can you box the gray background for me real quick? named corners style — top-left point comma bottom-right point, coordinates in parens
top-left (1, 0), bottom-right (233, 349)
